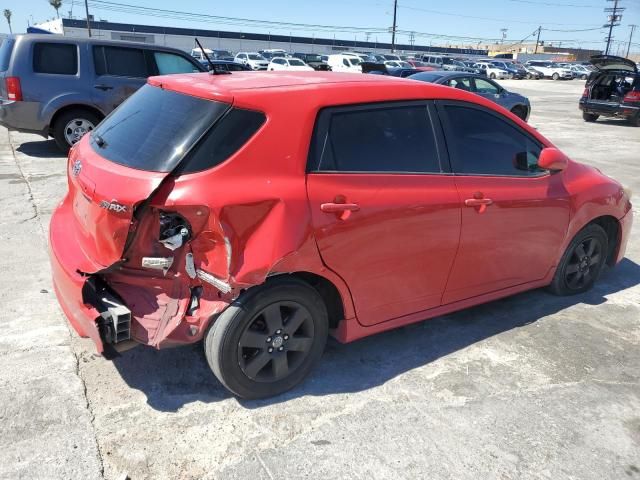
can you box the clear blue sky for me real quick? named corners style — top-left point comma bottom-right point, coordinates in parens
top-left (4, 0), bottom-right (640, 53)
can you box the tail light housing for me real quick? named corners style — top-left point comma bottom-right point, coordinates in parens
top-left (5, 77), bottom-right (22, 101)
top-left (623, 90), bottom-right (640, 103)
top-left (582, 87), bottom-right (589, 98)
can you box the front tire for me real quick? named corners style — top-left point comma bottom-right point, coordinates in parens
top-left (552, 73), bottom-right (560, 80)
top-left (204, 277), bottom-right (328, 399)
top-left (490, 73), bottom-right (496, 79)
top-left (511, 105), bottom-right (528, 121)
top-left (548, 224), bottom-right (608, 296)
top-left (52, 109), bottom-right (101, 153)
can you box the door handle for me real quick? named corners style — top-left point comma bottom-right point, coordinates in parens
top-left (464, 198), bottom-right (493, 207)
top-left (94, 84), bottom-right (114, 91)
top-left (320, 202), bottom-right (360, 213)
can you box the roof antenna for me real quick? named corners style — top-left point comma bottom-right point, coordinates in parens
top-left (195, 37), bottom-right (230, 75)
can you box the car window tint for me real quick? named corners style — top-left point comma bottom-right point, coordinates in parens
top-left (473, 78), bottom-right (499, 94)
top-left (448, 77), bottom-right (472, 91)
top-left (319, 105), bottom-right (441, 173)
top-left (178, 108), bottom-right (266, 173)
top-left (0, 38), bottom-right (15, 71)
top-left (154, 52), bottom-right (199, 74)
top-left (33, 43), bottom-right (78, 75)
top-left (443, 105), bottom-right (542, 176)
top-left (94, 46), bottom-right (147, 77)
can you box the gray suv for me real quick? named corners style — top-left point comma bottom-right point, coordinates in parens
top-left (0, 35), bottom-right (205, 151)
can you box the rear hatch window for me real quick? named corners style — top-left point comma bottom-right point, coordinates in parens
top-left (90, 84), bottom-right (229, 172)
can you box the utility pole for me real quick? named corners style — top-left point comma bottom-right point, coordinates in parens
top-left (627, 24), bottom-right (637, 58)
top-left (534, 26), bottom-right (541, 54)
top-left (500, 28), bottom-right (508, 44)
top-left (604, 0), bottom-right (624, 55)
top-left (391, 0), bottom-right (398, 53)
top-left (84, 0), bottom-right (92, 37)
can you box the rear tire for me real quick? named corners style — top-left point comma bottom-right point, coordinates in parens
top-left (490, 73), bottom-right (496, 79)
top-left (52, 109), bottom-right (101, 153)
top-left (204, 277), bottom-right (328, 399)
top-left (552, 73), bottom-right (560, 80)
top-left (583, 112), bottom-right (599, 122)
top-left (548, 224), bottom-right (608, 296)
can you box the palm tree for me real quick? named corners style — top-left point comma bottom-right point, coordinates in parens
top-left (48, 0), bottom-right (62, 19)
top-left (3, 9), bottom-right (11, 34)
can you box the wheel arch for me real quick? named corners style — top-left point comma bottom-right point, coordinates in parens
top-left (48, 104), bottom-right (105, 137)
top-left (587, 215), bottom-right (620, 266)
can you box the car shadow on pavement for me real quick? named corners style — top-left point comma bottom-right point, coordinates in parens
top-left (111, 258), bottom-right (640, 412)
top-left (16, 139), bottom-right (67, 158)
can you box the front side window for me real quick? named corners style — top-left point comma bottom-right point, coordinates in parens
top-left (289, 59), bottom-right (305, 66)
top-left (33, 43), bottom-right (78, 75)
top-left (313, 104), bottom-right (441, 173)
top-left (94, 46), bottom-right (147, 78)
top-left (447, 77), bottom-right (472, 91)
top-left (442, 104), bottom-right (543, 176)
top-left (154, 52), bottom-right (200, 74)
top-left (473, 78), bottom-right (500, 95)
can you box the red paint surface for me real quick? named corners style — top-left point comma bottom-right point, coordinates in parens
top-left (49, 72), bottom-right (633, 353)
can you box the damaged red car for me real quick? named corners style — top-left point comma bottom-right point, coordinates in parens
top-left (49, 71), bottom-right (633, 399)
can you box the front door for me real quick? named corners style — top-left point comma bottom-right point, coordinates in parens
top-left (436, 101), bottom-right (571, 304)
top-left (306, 102), bottom-right (461, 326)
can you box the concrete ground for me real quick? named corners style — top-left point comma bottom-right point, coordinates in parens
top-left (0, 79), bottom-right (638, 480)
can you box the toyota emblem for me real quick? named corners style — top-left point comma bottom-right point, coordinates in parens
top-left (71, 159), bottom-right (82, 177)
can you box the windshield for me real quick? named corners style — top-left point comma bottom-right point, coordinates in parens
top-left (90, 84), bottom-right (228, 172)
top-left (249, 54), bottom-right (265, 60)
top-left (398, 61), bottom-right (412, 68)
top-left (306, 54), bottom-right (322, 62)
top-left (289, 59), bottom-right (305, 66)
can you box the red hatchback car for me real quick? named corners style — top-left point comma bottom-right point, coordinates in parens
top-left (49, 71), bottom-right (632, 399)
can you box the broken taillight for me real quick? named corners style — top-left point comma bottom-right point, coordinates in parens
top-left (6, 77), bottom-right (22, 101)
top-left (623, 91), bottom-right (640, 103)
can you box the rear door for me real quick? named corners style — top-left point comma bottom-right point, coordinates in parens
top-left (91, 45), bottom-right (149, 114)
top-left (306, 102), bottom-right (461, 326)
top-left (436, 101), bottom-right (570, 304)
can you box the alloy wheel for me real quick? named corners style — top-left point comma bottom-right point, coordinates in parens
top-left (237, 301), bottom-right (315, 382)
top-left (564, 236), bottom-right (602, 290)
top-left (63, 118), bottom-right (95, 146)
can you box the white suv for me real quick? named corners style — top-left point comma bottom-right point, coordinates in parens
top-left (234, 52), bottom-right (269, 70)
top-left (526, 61), bottom-right (574, 80)
top-left (268, 57), bottom-right (314, 72)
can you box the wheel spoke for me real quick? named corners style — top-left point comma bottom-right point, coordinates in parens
top-left (272, 354), bottom-right (289, 380)
top-left (243, 351), bottom-right (271, 378)
top-left (287, 336), bottom-right (313, 353)
top-left (239, 330), bottom-right (266, 349)
top-left (575, 244), bottom-right (587, 259)
top-left (567, 271), bottom-right (582, 288)
top-left (585, 238), bottom-right (596, 256)
top-left (284, 309), bottom-right (308, 335)
top-left (582, 270), bottom-right (592, 285)
top-left (589, 254), bottom-right (601, 266)
top-left (262, 304), bottom-right (283, 333)
top-left (566, 263), bottom-right (580, 274)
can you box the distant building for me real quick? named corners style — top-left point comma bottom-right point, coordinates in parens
top-left (34, 18), bottom-right (489, 56)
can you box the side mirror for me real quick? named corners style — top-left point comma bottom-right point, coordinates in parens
top-left (538, 147), bottom-right (569, 172)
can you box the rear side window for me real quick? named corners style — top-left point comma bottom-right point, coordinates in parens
top-left (0, 38), bottom-right (14, 71)
top-left (33, 43), bottom-right (78, 75)
top-left (90, 85), bottom-right (228, 172)
top-left (93, 46), bottom-right (148, 78)
top-left (178, 108), bottom-right (266, 174)
top-left (442, 105), bottom-right (542, 176)
top-left (313, 105), bottom-right (441, 173)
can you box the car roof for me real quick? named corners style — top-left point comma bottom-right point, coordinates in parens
top-left (10, 33), bottom-right (185, 52)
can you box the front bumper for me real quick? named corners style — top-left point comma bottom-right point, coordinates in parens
top-left (616, 207), bottom-right (633, 264)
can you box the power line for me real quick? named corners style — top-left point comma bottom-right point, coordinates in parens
top-left (508, 0), bottom-right (603, 8)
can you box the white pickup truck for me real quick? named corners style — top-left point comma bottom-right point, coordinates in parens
top-left (525, 61), bottom-right (574, 80)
